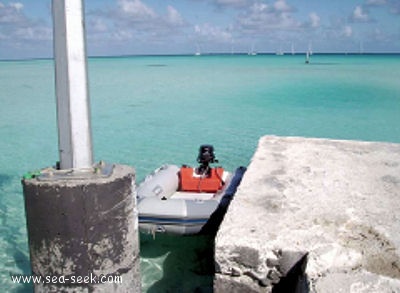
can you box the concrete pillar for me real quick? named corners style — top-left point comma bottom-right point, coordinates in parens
top-left (22, 2), bottom-right (141, 291)
top-left (22, 164), bottom-right (141, 292)
top-left (52, 0), bottom-right (93, 169)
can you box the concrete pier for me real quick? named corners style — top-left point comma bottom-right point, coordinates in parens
top-left (21, 1), bottom-right (141, 292)
top-left (214, 136), bottom-right (400, 292)
top-left (22, 164), bottom-right (141, 292)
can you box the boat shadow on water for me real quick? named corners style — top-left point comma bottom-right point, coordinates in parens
top-left (140, 166), bottom-right (247, 293)
top-left (140, 233), bottom-right (215, 293)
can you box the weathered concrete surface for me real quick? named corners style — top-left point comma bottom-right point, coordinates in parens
top-left (215, 136), bottom-right (400, 292)
top-left (22, 164), bottom-right (141, 292)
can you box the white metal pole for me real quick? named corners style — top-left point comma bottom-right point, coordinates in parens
top-left (52, 0), bottom-right (93, 170)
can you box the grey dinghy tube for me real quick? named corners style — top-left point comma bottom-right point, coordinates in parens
top-left (137, 165), bottom-right (233, 235)
top-left (137, 165), bottom-right (180, 200)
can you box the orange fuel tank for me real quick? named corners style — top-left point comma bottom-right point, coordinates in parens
top-left (179, 166), bottom-right (224, 193)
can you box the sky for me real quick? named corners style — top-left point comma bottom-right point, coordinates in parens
top-left (0, 0), bottom-right (400, 59)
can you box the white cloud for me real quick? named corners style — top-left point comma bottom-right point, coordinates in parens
top-left (273, 0), bottom-right (293, 12)
top-left (236, 2), bottom-right (300, 34)
top-left (343, 25), bottom-right (352, 37)
top-left (309, 12), bottom-right (320, 28)
top-left (3, 0), bottom-right (398, 58)
top-left (114, 1), bottom-right (186, 29)
top-left (117, 0), bottom-right (156, 20)
top-left (194, 23), bottom-right (232, 43)
top-left (0, 2), bottom-right (50, 40)
top-left (89, 1), bottom-right (188, 47)
top-left (9, 2), bottom-right (23, 11)
top-left (351, 5), bottom-right (371, 22)
top-left (0, 2), bottom-right (51, 58)
top-left (0, 2), bottom-right (25, 23)
top-left (166, 5), bottom-right (184, 26)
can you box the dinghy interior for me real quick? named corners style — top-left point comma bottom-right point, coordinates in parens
top-left (137, 145), bottom-right (246, 236)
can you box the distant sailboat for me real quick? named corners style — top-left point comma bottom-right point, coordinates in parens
top-left (291, 43), bottom-right (295, 55)
top-left (305, 51), bottom-right (310, 64)
top-left (195, 43), bottom-right (201, 56)
top-left (308, 42), bottom-right (313, 56)
top-left (248, 43), bottom-right (257, 55)
top-left (276, 47), bottom-right (284, 55)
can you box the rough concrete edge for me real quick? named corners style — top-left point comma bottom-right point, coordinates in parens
top-left (214, 135), bottom-right (400, 292)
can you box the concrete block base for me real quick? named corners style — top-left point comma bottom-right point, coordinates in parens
top-left (22, 164), bottom-right (141, 292)
top-left (214, 136), bottom-right (400, 292)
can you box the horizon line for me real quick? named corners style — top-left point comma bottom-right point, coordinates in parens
top-left (1, 51), bottom-right (400, 62)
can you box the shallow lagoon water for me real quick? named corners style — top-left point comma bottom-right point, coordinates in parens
top-left (0, 54), bottom-right (399, 292)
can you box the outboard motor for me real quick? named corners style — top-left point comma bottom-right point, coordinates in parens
top-left (196, 144), bottom-right (218, 175)
top-left (180, 145), bottom-right (224, 192)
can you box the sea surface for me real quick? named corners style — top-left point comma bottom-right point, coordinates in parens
top-left (1, 54), bottom-right (399, 292)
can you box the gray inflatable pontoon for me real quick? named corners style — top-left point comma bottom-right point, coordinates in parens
top-left (137, 164), bottom-right (233, 235)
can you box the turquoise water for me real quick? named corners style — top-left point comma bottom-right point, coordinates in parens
top-left (1, 54), bottom-right (399, 292)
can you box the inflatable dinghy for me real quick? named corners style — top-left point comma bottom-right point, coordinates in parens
top-left (137, 145), bottom-right (246, 235)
